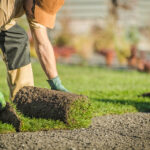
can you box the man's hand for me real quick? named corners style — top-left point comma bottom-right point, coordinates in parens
top-left (47, 76), bottom-right (69, 92)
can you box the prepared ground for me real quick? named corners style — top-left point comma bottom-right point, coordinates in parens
top-left (0, 113), bottom-right (149, 150)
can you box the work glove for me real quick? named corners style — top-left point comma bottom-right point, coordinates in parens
top-left (47, 76), bottom-right (69, 92)
top-left (0, 92), bottom-right (6, 111)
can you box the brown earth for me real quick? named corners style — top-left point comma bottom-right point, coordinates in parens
top-left (0, 113), bottom-right (149, 150)
top-left (13, 86), bottom-right (88, 124)
top-left (0, 103), bottom-right (21, 132)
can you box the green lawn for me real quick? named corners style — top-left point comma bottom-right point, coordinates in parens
top-left (0, 61), bottom-right (150, 133)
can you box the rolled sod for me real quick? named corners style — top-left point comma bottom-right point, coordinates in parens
top-left (0, 102), bottom-right (22, 132)
top-left (13, 86), bottom-right (93, 128)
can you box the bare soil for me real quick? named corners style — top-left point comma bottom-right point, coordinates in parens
top-left (0, 113), bottom-right (149, 150)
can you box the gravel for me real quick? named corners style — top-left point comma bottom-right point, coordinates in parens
top-left (0, 113), bottom-right (150, 150)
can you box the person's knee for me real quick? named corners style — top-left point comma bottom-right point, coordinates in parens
top-left (7, 63), bottom-right (34, 100)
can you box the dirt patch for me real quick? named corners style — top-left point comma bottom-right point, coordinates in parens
top-left (0, 113), bottom-right (149, 150)
top-left (13, 86), bottom-right (91, 126)
top-left (0, 103), bottom-right (21, 132)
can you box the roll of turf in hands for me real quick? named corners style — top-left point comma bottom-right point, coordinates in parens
top-left (0, 92), bottom-right (6, 111)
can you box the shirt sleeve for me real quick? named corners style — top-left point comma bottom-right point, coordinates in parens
top-left (27, 16), bottom-right (45, 29)
top-left (24, 0), bottom-right (64, 29)
top-left (23, 0), bottom-right (45, 29)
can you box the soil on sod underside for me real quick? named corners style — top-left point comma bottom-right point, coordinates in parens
top-left (0, 103), bottom-right (21, 132)
top-left (13, 86), bottom-right (90, 126)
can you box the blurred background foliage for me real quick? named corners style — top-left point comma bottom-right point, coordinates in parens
top-left (13, 0), bottom-right (150, 72)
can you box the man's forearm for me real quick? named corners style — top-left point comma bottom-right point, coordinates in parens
top-left (35, 41), bottom-right (58, 79)
top-left (31, 27), bottom-right (58, 79)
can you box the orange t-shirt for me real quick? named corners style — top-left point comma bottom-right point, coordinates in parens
top-left (0, 0), bottom-right (64, 30)
top-left (24, 0), bottom-right (64, 29)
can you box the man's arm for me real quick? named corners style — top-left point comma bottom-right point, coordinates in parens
top-left (30, 26), bottom-right (58, 79)
top-left (24, 0), bottom-right (57, 79)
top-left (24, 0), bottom-right (69, 92)
top-left (30, 26), bottom-right (69, 92)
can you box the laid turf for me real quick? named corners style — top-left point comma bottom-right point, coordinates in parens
top-left (0, 60), bottom-right (150, 133)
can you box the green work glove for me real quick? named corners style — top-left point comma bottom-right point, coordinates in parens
top-left (0, 92), bottom-right (6, 111)
top-left (47, 76), bottom-right (69, 92)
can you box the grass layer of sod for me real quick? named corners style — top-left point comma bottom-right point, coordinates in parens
top-left (0, 61), bottom-right (150, 133)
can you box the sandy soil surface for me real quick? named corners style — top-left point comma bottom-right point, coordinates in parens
top-left (0, 113), bottom-right (149, 150)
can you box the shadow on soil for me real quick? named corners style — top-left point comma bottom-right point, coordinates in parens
top-left (93, 98), bottom-right (150, 112)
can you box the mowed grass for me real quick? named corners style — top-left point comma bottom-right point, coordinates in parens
top-left (0, 60), bottom-right (150, 133)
